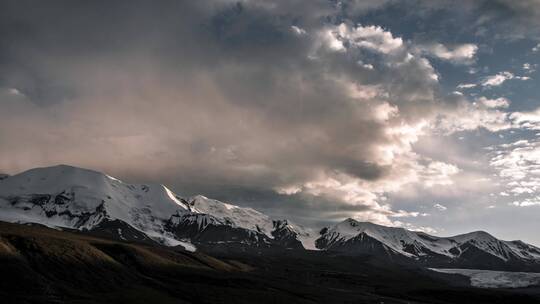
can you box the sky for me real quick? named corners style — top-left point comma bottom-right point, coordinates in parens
top-left (1, 0), bottom-right (540, 244)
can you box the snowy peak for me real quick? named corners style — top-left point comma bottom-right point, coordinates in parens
top-left (0, 164), bottom-right (193, 248)
top-left (0, 164), bottom-right (191, 220)
top-left (0, 164), bottom-right (190, 216)
top-left (317, 219), bottom-right (540, 269)
top-left (0, 165), bottom-right (310, 251)
top-left (165, 196), bottom-right (314, 249)
top-left (449, 230), bottom-right (496, 243)
top-left (332, 219), bottom-right (411, 239)
top-left (7, 165), bottom-right (537, 261)
top-left (445, 230), bottom-right (518, 261)
top-left (323, 219), bottom-right (417, 247)
top-left (187, 195), bottom-right (274, 237)
top-left (316, 219), bottom-right (425, 257)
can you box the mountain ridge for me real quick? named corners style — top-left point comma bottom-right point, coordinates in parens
top-left (2, 164), bottom-right (540, 272)
top-left (0, 164), bottom-right (312, 251)
top-left (317, 218), bottom-right (540, 271)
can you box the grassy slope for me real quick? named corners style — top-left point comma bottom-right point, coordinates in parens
top-left (1, 221), bottom-right (539, 304)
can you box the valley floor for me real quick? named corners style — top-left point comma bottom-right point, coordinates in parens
top-left (430, 268), bottom-right (540, 288)
top-left (1, 221), bottom-right (540, 304)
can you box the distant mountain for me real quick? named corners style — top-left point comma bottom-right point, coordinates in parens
top-left (316, 219), bottom-right (540, 271)
top-left (165, 196), bottom-right (313, 250)
top-left (0, 165), bottom-right (313, 251)
top-left (3, 165), bottom-right (540, 272)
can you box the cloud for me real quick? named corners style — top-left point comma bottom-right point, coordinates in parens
top-left (290, 25), bottom-right (307, 35)
top-left (512, 199), bottom-right (540, 207)
top-left (322, 23), bottom-right (404, 54)
top-left (481, 71), bottom-right (531, 87)
top-left (490, 139), bottom-right (540, 208)
top-left (476, 0), bottom-right (540, 39)
top-left (418, 43), bottom-right (478, 64)
top-left (1, 0), bottom-right (538, 234)
top-left (457, 83), bottom-right (477, 89)
top-left (0, 2), bottom-right (454, 228)
top-left (477, 97), bottom-right (510, 109)
top-left (433, 203), bottom-right (448, 211)
top-left (6, 88), bottom-right (23, 96)
top-left (533, 43), bottom-right (540, 52)
top-left (393, 221), bottom-right (437, 234)
top-left (421, 161), bottom-right (460, 187)
top-left (523, 63), bottom-right (536, 73)
top-left (481, 71), bottom-right (515, 87)
top-left (435, 99), bottom-right (512, 133)
top-left (510, 108), bottom-right (540, 130)
top-left (342, 0), bottom-right (540, 40)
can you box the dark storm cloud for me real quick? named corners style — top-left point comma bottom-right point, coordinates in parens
top-left (343, 0), bottom-right (540, 40)
top-left (0, 1), bottom-right (460, 226)
top-left (1, 0), bottom-right (538, 230)
top-left (0, 1), bottom-right (400, 176)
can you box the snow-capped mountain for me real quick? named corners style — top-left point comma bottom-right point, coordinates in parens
top-left (0, 165), bottom-right (313, 251)
top-left (165, 196), bottom-right (313, 249)
top-left (3, 165), bottom-right (538, 268)
top-left (316, 219), bottom-right (540, 271)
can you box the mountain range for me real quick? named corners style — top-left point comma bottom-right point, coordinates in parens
top-left (1, 164), bottom-right (540, 272)
top-left (0, 165), bottom-right (313, 251)
top-left (317, 218), bottom-right (540, 271)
